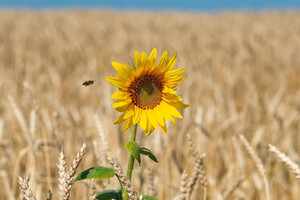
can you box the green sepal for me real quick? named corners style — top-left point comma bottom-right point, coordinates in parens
top-left (95, 189), bottom-right (122, 200)
top-left (139, 147), bottom-right (159, 163)
top-left (74, 166), bottom-right (115, 182)
top-left (125, 141), bottom-right (141, 165)
top-left (142, 195), bottom-right (157, 200)
top-left (131, 58), bottom-right (136, 70)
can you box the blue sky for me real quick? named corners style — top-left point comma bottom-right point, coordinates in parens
top-left (0, 0), bottom-right (300, 11)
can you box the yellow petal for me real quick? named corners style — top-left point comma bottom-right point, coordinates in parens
top-left (165, 76), bottom-right (185, 88)
top-left (156, 103), bottom-right (176, 125)
top-left (168, 102), bottom-right (189, 110)
top-left (146, 109), bottom-right (158, 130)
top-left (115, 104), bottom-right (129, 112)
top-left (160, 101), bottom-right (183, 119)
top-left (162, 93), bottom-right (182, 102)
top-left (112, 100), bottom-right (130, 108)
top-left (145, 119), bottom-right (154, 135)
top-left (111, 62), bottom-right (134, 79)
top-left (158, 119), bottom-right (167, 135)
top-left (148, 48), bottom-right (157, 64)
top-left (166, 52), bottom-right (177, 71)
top-left (165, 68), bottom-right (185, 78)
top-left (105, 77), bottom-right (124, 88)
top-left (121, 118), bottom-right (133, 131)
top-left (132, 107), bottom-right (141, 125)
top-left (139, 110), bottom-right (147, 131)
top-left (141, 52), bottom-right (148, 65)
top-left (172, 118), bottom-right (177, 127)
top-left (147, 125), bottom-right (154, 135)
top-left (111, 90), bottom-right (127, 99)
top-left (162, 86), bottom-right (177, 94)
top-left (153, 107), bottom-right (164, 128)
top-left (144, 121), bottom-right (149, 135)
top-left (158, 50), bottom-right (168, 68)
top-left (114, 113), bottom-right (126, 124)
top-left (134, 51), bottom-right (142, 69)
top-left (124, 105), bottom-right (134, 119)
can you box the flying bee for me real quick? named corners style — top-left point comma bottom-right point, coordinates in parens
top-left (82, 80), bottom-right (95, 87)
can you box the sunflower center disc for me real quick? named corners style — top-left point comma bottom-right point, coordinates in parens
top-left (130, 75), bottom-right (163, 110)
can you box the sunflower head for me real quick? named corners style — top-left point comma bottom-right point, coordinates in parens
top-left (106, 48), bottom-right (188, 135)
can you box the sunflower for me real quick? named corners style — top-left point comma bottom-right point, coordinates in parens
top-left (106, 48), bottom-right (188, 135)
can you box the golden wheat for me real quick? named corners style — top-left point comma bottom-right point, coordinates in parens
top-left (0, 10), bottom-right (299, 200)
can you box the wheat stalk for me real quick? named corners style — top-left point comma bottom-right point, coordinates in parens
top-left (231, 136), bottom-right (245, 172)
top-left (239, 135), bottom-right (270, 200)
top-left (269, 144), bottom-right (300, 181)
top-left (8, 95), bottom-right (32, 146)
top-left (29, 107), bottom-right (37, 139)
top-left (223, 176), bottom-right (245, 200)
top-left (0, 170), bottom-right (14, 200)
top-left (106, 155), bottom-right (138, 200)
top-left (0, 119), bottom-right (4, 141)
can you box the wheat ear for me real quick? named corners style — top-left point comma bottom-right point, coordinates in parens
top-left (68, 142), bottom-right (87, 180)
top-left (269, 144), bottom-right (300, 181)
top-left (106, 155), bottom-right (138, 200)
top-left (94, 114), bottom-right (110, 153)
top-left (57, 142), bottom-right (87, 200)
top-left (145, 168), bottom-right (156, 197)
top-left (186, 134), bottom-right (207, 200)
top-left (57, 150), bottom-right (67, 200)
top-left (187, 134), bottom-right (198, 158)
top-left (239, 135), bottom-right (270, 200)
top-left (46, 190), bottom-right (53, 200)
top-left (89, 179), bottom-right (96, 200)
top-left (186, 154), bottom-right (207, 200)
top-left (18, 176), bottom-right (36, 200)
top-left (179, 170), bottom-right (189, 200)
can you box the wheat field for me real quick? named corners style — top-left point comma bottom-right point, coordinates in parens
top-left (0, 10), bottom-right (299, 200)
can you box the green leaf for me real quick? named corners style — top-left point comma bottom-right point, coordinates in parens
top-left (139, 147), bottom-right (159, 163)
top-left (125, 141), bottom-right (141, 165)
top-left (142, 195), bottom-right (157, 200)
top-left (74, 166), bottom-right (115, 182)
top-left (95, 189), bottom-right (122, 200)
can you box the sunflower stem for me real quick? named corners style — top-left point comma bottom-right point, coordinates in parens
top-left (126, 124), bottom-right (137, 180)
top-left (123, 123), bottom-right (138, 200)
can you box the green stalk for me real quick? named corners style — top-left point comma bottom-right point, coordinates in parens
top-left (123, 123), bottom-right (138, 200)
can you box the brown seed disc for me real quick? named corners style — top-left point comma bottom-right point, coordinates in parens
top-left (129, 75), bottom-right (163, 110)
